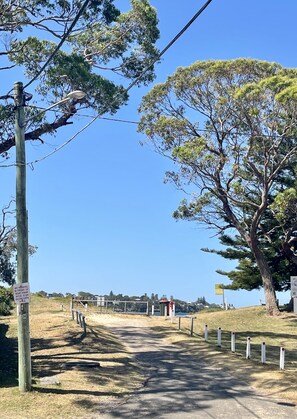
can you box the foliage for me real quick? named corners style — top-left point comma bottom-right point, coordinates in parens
top-left (0, 0), bottom-right (160, 157)
top-left (0, 227), bottom-right (37, 286)
top-left (77, 291), bottom-right (96, 300)
top-left (34, 290), bottom-right (48, 297)
top-left (0, 0), bottom-right (159, 284)
top-left (0, 286), bottom-right (13, 315)
top-left (0, 245), bottom-right (15, 286)
top-left (202, 167), bottom-right (297, 293)
top-left (202, 233), bottom-right (295, 292)
top-left (139, 58), bottom-right (297, 315)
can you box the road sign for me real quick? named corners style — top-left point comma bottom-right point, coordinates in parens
top-left (13, 283), bottom-right (30, 304)
top-left (215, 283), bottom-right (224, 295)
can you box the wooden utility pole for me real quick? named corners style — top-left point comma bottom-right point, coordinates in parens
top-left (14, 81), bottom-right (32, 392)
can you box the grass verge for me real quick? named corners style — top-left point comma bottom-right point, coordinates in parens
top-left (0, 296), bottom-right (144, 419)
top-left (154, 306), bottom-right (297, 404)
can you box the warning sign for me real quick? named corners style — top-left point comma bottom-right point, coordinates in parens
top-left (215, 283), bottom-right (224, 295)
top-left (13, 283), bottom-right (30, 304)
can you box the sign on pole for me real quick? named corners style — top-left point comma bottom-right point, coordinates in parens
top-left (97, 296), bottom-right (105, 307)
top-left (290, 276), bottom-right (297, 313)
top-left (215, 283), bottom-right (224, 295)
top-left (13, 283), bottom-right (30, 304)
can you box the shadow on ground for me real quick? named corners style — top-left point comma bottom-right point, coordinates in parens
top-left (72, 323), bottom-right (297, 418)
top-left (0, 323), bottom-right (18, 387)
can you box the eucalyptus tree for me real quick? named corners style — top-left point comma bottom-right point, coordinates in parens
top-left (139, 59), bottom-right (297, 315)
top-left (202, 168), bottom-right (297, 294)
top-left (0, 0), bottom-right (159, 157)
top-left (0, 0), bottom-right (159, 286)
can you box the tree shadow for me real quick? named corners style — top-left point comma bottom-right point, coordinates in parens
top-left (70, 324), bottom-right (297, 418)
top-left (0, 323), bottom-right (18, 387)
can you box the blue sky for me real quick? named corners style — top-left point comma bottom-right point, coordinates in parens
top-left (2, 0), bottom-right (297, 307)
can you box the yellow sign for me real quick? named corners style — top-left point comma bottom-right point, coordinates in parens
top-left (215, 283), bottom-right (224, 295)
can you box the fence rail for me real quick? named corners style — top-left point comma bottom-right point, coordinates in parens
top-left (175, 316), bottom-right (290, 370)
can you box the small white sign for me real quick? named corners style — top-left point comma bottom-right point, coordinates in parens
top-left (13, 283), bottom-right (30, 304)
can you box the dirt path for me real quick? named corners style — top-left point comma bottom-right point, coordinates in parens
top-left (90, 315), bottom-right (297, 418)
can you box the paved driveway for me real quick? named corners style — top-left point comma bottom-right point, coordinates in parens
top-left (93, 316), bottom-right (296, 418)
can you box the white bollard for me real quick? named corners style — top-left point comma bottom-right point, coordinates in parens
top-left (152, 304), bottom-right (155, 316)
top-left (246, 336), bottom-right (251, 359)
top-left (217, 327), bottom-right (222, 347)
top-left (204, 324), bottom-right (208, 342)
top-left (164, 305), bottom-right (168, 317)
top-left (231, 332), bottom-right (236, 352)
top-left (280, 347), bottom-right (285, 370)
top-left (261, 342), bottom-right (266, 364)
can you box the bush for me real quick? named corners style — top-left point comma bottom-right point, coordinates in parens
top-left (0, 287), bottom-right (13, 315)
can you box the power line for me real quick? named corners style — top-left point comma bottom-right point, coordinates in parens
top-left (0, 0), bottom-right (214, 168)
top-left (25, 105), bottom-right (294, 138)
top-left (30, 0), bottom-right (214, 164)
top-left (124, 0), bottom-right (214, 94)
top-left (24, 0), bottom-right (92, 90)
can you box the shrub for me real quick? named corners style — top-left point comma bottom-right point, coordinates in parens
top-left (0, 286), bottom-right (13, 315)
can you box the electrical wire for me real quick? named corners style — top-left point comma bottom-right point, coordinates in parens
top-left (25, 0), bottom-right (214, 167)
top-left (0, 0), bottom-right (214, 168)
top-left (24, 0), bottom-right (92, 89)
top-left (124, 0), bottom-right (214, 94)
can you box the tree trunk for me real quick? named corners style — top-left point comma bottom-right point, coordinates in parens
top-left (250, 239), bottom-right (280, 315)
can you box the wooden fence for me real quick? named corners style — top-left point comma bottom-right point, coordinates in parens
top-left (71, 309), bottom-right (87, 334)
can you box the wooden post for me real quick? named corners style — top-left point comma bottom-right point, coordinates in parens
top-left (246, 336), bottom-right (251, 359)
top-left (76, 310), bottom-right (79, 324)
top-left (261, 342), bottom-right (266, 364)
top-left (190, 317), bottom-right (194, 336)
top-left (231, 332), bottom-right (235, 352)
top-left (71, 309), bottom-right (74, 320)
top-left (280, 347), bottom-right (285, 370)
top-left (217, 327), bottom-right (222, 347)
top-left (70, 298), bottom-right (73, 312)
top-left (15, 81), bottom-right (31, 392)
top-left (204, 324), bottom-right (208, 342)
top-left (82, 316), bottom-right (87, 334)
top-left (79, 312), bottom-right (83, 327)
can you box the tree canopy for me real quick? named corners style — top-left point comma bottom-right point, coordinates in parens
top-left (139, 58), bottom-right (297, 315)
top-left (0, 0), bottom-right (160, 157)
top-left (0, 0), bottom-right (160, 284)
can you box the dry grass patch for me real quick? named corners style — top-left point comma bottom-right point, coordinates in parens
top-left (150, 307), bottom-right (297, 404)
top-left (0, 296), bottom-right (144, 419)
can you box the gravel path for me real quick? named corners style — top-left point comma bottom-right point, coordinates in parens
top-left (91, 315), bottom-right (297, 418)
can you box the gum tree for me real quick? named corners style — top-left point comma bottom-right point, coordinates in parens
top-left (0, 0), bottom-right (159, 291)
top-left (0, 0), bottom-right (160, 157)
top-left (139, 59), bottom-right (297, 315)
